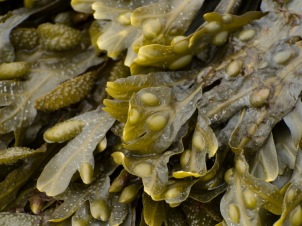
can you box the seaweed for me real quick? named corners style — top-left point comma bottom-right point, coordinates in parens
top-left (1, 0), bottom-right (302, 225)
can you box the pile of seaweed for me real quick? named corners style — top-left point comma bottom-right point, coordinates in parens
top-left (0, 0), bottom-right (302, 225)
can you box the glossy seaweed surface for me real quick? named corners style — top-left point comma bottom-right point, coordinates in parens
top-left (0, 0), bottom-right (302, 225)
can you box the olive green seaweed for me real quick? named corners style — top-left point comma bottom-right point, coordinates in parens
top-left (2, 0), bottom-right (302, 225)
top-left (112, 125), bottom-right (187, 203)
top-left (0, 213), bottom-right (43, 226)
top-left (182, 198), bottom-right (221, 226)
top-left (43, 120), bottom-right (85, 143)
top-left (50, 176), bottom-right (111, 222)
top-left (72, 0), bottom-right (205, 69)
top-left (0, 145), bottom-right (47, 211)
top-left (274, 150), bottom-right (302, 226)
top-left (0, 146), bottom-right (45, 165)
top-left (35, 72), bottom-right (97, 111)
top-left (37, 23), bottom-right (83, 51)
top-left (0, 1), bottom-right (62, 62)
top-left (142, 193), bottom-right (176, 226)
top-left (177, 111), bottom-right (218, 176)
top-left (220, 154), bottom-right (283, 225)
top-left (37, 108), bottom-right (115, 196)
top-left (0, 47), bottom-right (102, 135)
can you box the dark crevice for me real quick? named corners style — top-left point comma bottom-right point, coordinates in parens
top-left (237, 0), bottom-right (262, 14)
top-left (203, 78), bottom-right (222, 93)
top-left (185, 0), bottom-right (221, 36)
top-left (0, 0), bottom-right (23, 16)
